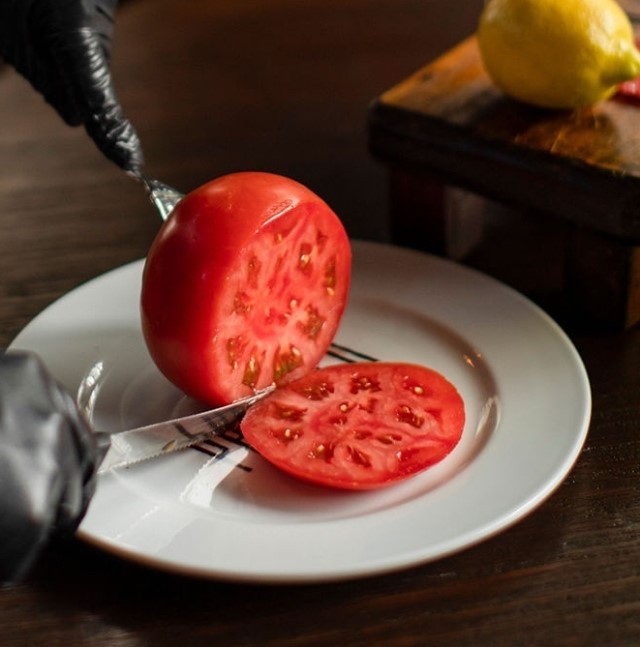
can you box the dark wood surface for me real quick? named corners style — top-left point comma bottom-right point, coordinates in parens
top-left (369, 36), bottom-right (640, 240)
top-left (2, 1), bottom-right (640, 645)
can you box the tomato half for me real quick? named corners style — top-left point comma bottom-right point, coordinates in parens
top-left (141, 172), bottom-right (351, 405)
top-left (240, 362), bottom-right (465, 490)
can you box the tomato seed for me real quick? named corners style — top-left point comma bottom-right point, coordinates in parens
top-left (395, 405), bottom-right (424, 428)
top-left (298, 242), bottom-right (313, 275)
top-left (310, 443), bottom-right (334, 462)
top-left (403, 378), bottom-right (427, 396)
top-left (273, 345), bottom-right (304, 381)
top-left (350, 374), bottom-right (381, 394)
top-left (273, 403), bottom-right (307, 422)
top-left (347, 446), bottom-right (372, 468)
top-left (242, 355), bottom-right (261, 388)
top-left (295, 380), bottom-right (335, 400)
top-left (281, 427), bottom-right (302, 442)
top-left (323, 258), bottom-right (337, 293)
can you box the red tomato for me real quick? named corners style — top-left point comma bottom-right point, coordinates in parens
top-left (617, 77), bottom-right (640, 101)
top-left (241, 362), bottom-right (465, 490)
top-left (141, 172), bottom-right (351, 405)
top-left (616, 41), bottom-right (640, 102)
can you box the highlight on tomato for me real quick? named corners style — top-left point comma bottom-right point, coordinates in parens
top-left (141, 172), bottom-right (352, 405)
top-left (240, 362), bottom-right (466, 490)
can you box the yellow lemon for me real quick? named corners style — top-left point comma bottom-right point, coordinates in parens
top-left (477, 0), bottom-right (640, 109)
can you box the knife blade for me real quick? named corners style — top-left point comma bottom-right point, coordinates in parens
top-left (94, 387), bottom-right (273, 474)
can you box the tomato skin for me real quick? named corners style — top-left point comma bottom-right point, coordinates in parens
top-left (141, 172), bottom-right (351, 405)
top-left (241, 362), bottom-right (466, 490)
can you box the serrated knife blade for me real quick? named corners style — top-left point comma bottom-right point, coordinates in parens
top-left (94, 387), bottom-right (273, 474)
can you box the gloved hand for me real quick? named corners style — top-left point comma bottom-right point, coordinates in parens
top-left (0, 0), bottom-right (143, 172)
top-left (0, 351), bottom-right (98, 583)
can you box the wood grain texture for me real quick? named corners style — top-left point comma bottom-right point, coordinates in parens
top-left (369, 37), bottom-right (640, 239)
top-left (2, 1), bottom-right (640, 646)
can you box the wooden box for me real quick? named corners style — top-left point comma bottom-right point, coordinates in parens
top-left (369, 37), bottom-right (640, 329)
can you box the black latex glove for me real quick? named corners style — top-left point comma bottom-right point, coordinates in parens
top-left (0, 351), bottom-right (98, 584)
top-left (0, 0), bottom-right (143, 172)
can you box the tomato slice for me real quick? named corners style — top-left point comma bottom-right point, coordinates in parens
top-left (141, 172), bottom-right (351, 405)
top-left (240, 362), bottom-right (465, 490)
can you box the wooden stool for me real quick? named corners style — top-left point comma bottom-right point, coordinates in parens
top-left (368, 36), bottom-right (640, 330)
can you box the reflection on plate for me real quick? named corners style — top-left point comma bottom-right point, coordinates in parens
top-left (9, 241), bottom-right (591, 583)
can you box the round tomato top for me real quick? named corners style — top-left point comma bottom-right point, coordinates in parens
top-left (141, 172), bottom-right (352, 405)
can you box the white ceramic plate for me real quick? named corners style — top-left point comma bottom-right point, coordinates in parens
top-left (9, 241), bottom-right (591, 583)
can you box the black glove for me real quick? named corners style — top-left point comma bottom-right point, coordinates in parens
top-left (0, 0), bottom-right (143, 172)
top-left (0, 351), bottom-right (98, 583)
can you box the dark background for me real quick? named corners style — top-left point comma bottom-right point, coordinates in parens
top-left (6, 2), bottom-right (640, 646)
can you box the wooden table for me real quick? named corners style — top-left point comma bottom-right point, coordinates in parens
top-left (2, 1), bottom-right (640, 645)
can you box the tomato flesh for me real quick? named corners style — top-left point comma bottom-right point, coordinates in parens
top-left (241, 362), bottom-right (465, 490)
top-left (141, 172), bottom-right (351, 405)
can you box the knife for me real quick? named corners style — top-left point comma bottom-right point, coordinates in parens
top-left (94, 387), bottom-right (273, 474)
